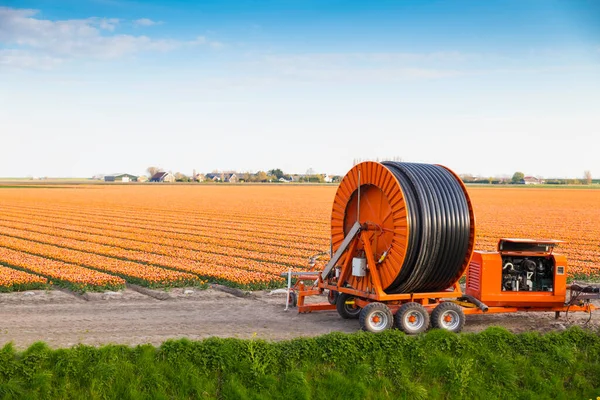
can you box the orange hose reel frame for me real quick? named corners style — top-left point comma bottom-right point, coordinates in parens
top-left (331, 161), bottom-right (476, 293)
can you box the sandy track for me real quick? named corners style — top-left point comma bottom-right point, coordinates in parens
top-left (1, 288), bottom-right (598, 349)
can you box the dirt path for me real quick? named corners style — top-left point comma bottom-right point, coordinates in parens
top-left (1, 288), bottom-right (598, 349)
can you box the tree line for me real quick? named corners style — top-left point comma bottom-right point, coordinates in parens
top-left (459, 171), bottom-right (595, 185)
top-left (146, 167), bottom-right (340, 183)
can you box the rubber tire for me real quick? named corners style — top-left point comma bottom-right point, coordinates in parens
top-left (287, 292), bottom-right (297, 308)
top-left (359, 303), bottom-right (394, 333)
top-left (327, 290), bottom-right (339, 305)
top-left (430, 302), bottom-right (465, 333)
top-left (395, 302), bottom-right (430, 334)
top-left (336, 293), bottom-right (361, 319)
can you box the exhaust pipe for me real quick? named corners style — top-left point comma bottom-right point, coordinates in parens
top-left (461, 295), bottom-right (489, 312)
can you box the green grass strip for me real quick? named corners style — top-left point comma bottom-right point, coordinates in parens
top-left (0, 327), bottom-right (599, 399)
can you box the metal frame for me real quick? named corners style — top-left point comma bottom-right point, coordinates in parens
top-left (293, 226), bottom-right (597, 321)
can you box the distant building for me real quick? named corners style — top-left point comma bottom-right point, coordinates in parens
top-left (193, 173), bottom-right (205, 182)
top-left (205, 173), bottom-right (222, 182)
top-left (149, 172), bottom-right (176, 182)
top-left (520, 176), bottom-right (543, 185)
top-left (137, 175), bottom-right (148, 183)
top-left (205, 172), bottom-right (238, 183)
top-left (104, 173), bottom-right (138, 182)
top-left (224, 173), bottom-right (238, 183)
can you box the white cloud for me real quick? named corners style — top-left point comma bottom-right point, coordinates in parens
top-left (0, 7), bottom-right (218, 69)
top-left (190, 35), bottom-right (223, 49)
top-left (133, 18), bottom-right (161, 27)
top-left (0, 48), bottom-right (63, 69)
top-left (94, 18), bottom-right (120, 31)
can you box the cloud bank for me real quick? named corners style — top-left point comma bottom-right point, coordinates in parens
top-left (0, 7), bottom-right (218, 69)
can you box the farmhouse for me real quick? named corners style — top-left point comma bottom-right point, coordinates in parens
top-left (205, 173), bottom-right (239, 183)
top-left (149, 172), bottom-right (176, 182)
top-left (104, 173), bottom-right (138, 182)
top-left (520, 176), bottom-right (543, 185)
top-left (224, 173), bottom-right (238, 183)
top-left (205, 173), bottom-right (222, 182)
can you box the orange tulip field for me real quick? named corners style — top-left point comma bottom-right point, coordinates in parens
top-left (0, 184), bottom-right (598, 292)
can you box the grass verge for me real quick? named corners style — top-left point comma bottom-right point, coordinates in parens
top-left (0, 327), bottom-right (599, 399)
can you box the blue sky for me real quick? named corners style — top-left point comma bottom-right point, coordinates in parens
top-left (1, 0), bottom-right (599, 178)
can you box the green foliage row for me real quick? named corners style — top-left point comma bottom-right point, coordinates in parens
top-left (0, 261), bottom-right (124, 294)
top-left (0, 282), bottom-right (48, 293)
top-left (1, 327), bottom-right (599, 399)
top-left (202, 276), bottom-right (284, 291)
top-left (571, 271), bottom-right (600, 283)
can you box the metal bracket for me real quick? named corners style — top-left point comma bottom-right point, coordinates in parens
top-left (321, 221), bottom-right (362, 279)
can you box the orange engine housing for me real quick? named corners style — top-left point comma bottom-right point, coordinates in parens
top-left (466, 239), bottom-right (567, 307)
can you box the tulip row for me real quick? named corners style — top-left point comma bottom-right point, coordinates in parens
top-left (0, 246), bottom-right (125, 292)
top-left (1, 203), bottom-right (329, 246)
top-left (0, 218), bottom-right (309, 268)
top-left (0, 264), bottom-right (48, 292)
top-left (2, 224), bottom-right (290, 276)
top-left (3, 195), bottom-right (330, 229)
top-left (0, 204), bottom-right (328, 251)
top-left (0, 234), bottom-right (202, 288)
top-left (0, 229), bottom-right (284, 290)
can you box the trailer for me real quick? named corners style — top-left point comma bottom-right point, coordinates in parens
top-left (286, 162), bottom-right (599, 333)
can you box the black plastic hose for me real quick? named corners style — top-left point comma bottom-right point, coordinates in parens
top-left (381, 162), bottom-right (471, 293)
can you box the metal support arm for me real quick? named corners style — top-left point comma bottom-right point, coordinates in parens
top-left (320, 221), bottom-right (361, 279)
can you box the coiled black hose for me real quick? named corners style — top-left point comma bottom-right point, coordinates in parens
top-left (381, 162), bottom-right (471, 293)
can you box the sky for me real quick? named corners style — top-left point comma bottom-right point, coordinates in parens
top-left (0, 0), bottom-right (599, 178)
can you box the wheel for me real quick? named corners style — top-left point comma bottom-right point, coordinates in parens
top-left (395, 302), bottom-right (430, 334)
top-left (287, 291), bottom-right (297, 308)
top-left (430, 302), bottom-right (465, 333)
top-left (336, 293), bottom-right (361, 319)
top-left (359, 303), bottom-right (394, 333)
top-left (327, 290), bottom-right (339, 305)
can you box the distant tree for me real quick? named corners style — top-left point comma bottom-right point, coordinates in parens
top-left (174, 172), bottom-right (190, 182)
top-left (147, 166), bottom-right (161, 177)
top-left (307, 174), bottom-right (325, 183)
top-left (584, 170), bottom-right (592, 185)
top-left (460, 174), bottom-right (474, 182)
top-left (268, 169), bottom-right (284, 179)
top-left (256, 171), bottom-right (268, 182)
top-left (511, 171), bottom-right (525, 184)
top-left (241, 172), bottom-right (252, 182)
